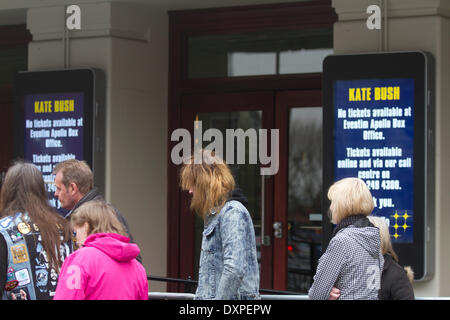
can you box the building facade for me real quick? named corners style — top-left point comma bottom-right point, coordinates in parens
top-left (0, 0), bottom-right (449, 297)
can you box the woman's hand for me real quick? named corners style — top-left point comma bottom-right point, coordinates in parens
top-left (328, 287), bottom-right (341, 300)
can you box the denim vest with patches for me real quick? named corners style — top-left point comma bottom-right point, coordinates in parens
top-left (0, 212), bottom-right (72, 300)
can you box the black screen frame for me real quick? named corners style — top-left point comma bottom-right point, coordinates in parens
top-left (13, 68), bottom-right (105, 214)
top-left (14, 69), bottom-right (94, 167)
top-left (322, 51), bottom-right (434, 281)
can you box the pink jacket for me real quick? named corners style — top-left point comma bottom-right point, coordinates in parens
top-left (54, 233), bottom-right (148, 300)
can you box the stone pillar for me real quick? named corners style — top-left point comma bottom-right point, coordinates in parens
top-left (27, 1), bottom-right (168, 291)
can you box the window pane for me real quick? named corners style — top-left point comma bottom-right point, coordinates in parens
top-left (228, 52), bottom-right (276, 77)
top-left (0, 47), bottom-right (27, 87)
top-left (279, 48), bottom-right (332, 74)
top-left (287, 107), bottom-right (322, 293)
top-left (188, 28), bottom-right (333, 79)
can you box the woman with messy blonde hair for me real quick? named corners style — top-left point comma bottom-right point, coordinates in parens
top-left (180, 150), bottom-right (260, 300)
top-left (367, 216), bottom-right (415, 300)
top-left (180, 150), bottom-right (235, 220)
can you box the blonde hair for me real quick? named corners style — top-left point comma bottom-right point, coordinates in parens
top-left (367, 215), bottom-right (415, 283)
top-left (404, 266), bottom-right (414, 283)
top-left (367, 215), bottom-right (398, 261)
top-left (327, 177), bottom-right (374, 224)
top-left (71, 200), bottom-right (126, 236)
top-left (180, 150), bottom-right (235, 220)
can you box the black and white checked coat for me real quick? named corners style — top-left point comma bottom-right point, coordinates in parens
top-left (309, 224), bottom-right (384, 300)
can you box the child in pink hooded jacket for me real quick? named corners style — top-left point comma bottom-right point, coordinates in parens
top-left (54, 201), bottom-right (148, 300)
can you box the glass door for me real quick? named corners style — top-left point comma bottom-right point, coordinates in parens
top-left (179, 91), bottom-right (275, 289)
top-left (273, 90), bottom-right (323, 292)
top-left (177, 90), bottom-right (323, 293)
top-left (193, 110), bottom-right (263, 277)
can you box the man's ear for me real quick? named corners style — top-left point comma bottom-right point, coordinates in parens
top-left (69, 182), bottom-right (79, 195)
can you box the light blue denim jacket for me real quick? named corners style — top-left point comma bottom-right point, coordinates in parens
top-left (195, 200), bottom-right (260, 300)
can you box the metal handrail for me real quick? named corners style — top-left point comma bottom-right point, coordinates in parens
top-left (147, 275), bottom-right (306, 295)
top-left (147, 292), bottom-right (310, 300)
top-left (148, 275), bottom-right (198, 294)
top-left (148, 275), bottom-right (197, 286)
top-left (146, 275), bottom-right (450, 300)
top-left (148, 292), bottom-right (195, 300)
top-left (147, 291), bottom-right (450, 300)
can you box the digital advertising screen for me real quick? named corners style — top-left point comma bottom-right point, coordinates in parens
top-left (333, 78), bottom-right (414, 243)
top-left (322, 52), bottom-right (434, 280)
top-left (14, 69), bottom-right (105, 216)
top-left (23, 92), bottom-right (85, 213)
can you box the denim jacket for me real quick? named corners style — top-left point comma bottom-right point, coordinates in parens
top-left (195, 200), bottom-right (260, 300)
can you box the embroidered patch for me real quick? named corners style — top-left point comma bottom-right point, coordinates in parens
top-left (11, 244), bottom-right (29, 264)
top-left (5, 280), bottom-right (18, 291)
top-left (0, 217), bottom-right (13, 228)
top-left (6, 267), bottom-right (16, 290)
top-left (7, 229), bottom-right (23, 243)
top-left (15, 268), bottom-right (31, 286)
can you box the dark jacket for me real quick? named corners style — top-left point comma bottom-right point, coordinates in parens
top-left (228, 188), bottom-right (249, 209)
top-left (379, 254), bottom-right (415, 300)
top-left (0, 212), bottom-right (72, 300)
top-left (66, 187), bottom-right (142, 264)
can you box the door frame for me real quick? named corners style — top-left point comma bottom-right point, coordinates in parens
top-left (167, 1), bottom-right (336, 292)
top-left (178, 91), bottom-right (275, 290)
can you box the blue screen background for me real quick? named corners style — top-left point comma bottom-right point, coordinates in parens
top-left (333, 78), bottom-right (414, 243)
top-left (24, 92), bottom-right (84, 216)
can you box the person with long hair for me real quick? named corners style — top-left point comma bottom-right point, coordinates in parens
top-left (180, 150), bottom-right (260, 300)
top-left (54, 200), bottom-right (148, 300)
top-left (0, 161), bottom-right (72, 300)
top-left (367, 216), bottom-right (415, 300)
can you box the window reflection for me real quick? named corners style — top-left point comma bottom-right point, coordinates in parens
top-left (188, 28), bottom-right (333, 79)
top-left (228, 48), bottom-right (333, 76)
top-left (287, 107), bottom-right (322, 293)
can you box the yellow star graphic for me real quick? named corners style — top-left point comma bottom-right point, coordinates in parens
top-left (393, 212), bottom-right (399, 220)
top-left (403, 211), bottom-right (409, 220)
top-left (394, 233), bottom-right (399, 239)
top-left (402, 223), bottom-right (408, 231)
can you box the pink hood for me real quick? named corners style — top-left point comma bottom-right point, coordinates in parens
top-left (83, 233), bottom-right (140, 262)
top-left (54, 232), bottom-right (148, 300)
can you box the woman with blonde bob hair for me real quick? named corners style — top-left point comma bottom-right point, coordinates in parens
top-left (367, 216), bottom-right (415, 299)
top-left (54, 200), bottom-right (148, 300)
top-left (180, 150), bottom-right (260, 300)
top-left (327, 177), bottom-right (374, 224)
top-left (309, 177), bottom-right (384, 300)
